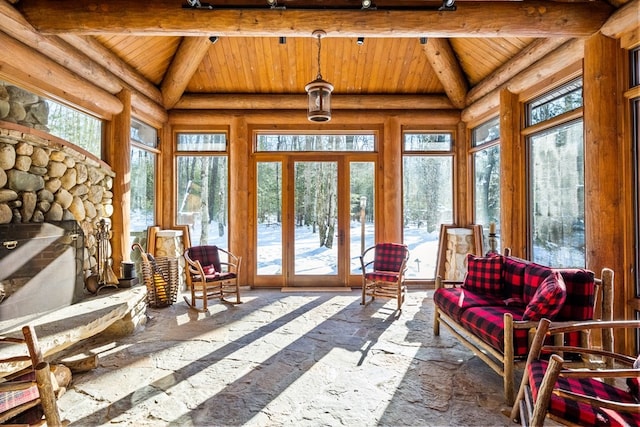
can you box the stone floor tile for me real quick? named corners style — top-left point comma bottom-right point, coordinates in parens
top-left (57, 289), bottom-right (514, 426)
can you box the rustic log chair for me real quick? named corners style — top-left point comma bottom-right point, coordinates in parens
top-left (360, 242), bottom-right (410, 310)
top-left (183, 245), bottom-right (242, 311)
top-left (505, 318), bottom-right (640, 427)
top-left (0, 325), bottom-right (64, 426)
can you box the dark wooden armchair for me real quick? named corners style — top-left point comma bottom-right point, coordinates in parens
top-left (0, 325), bottom-right (64, 426)
top-left (183, 245), bottom-right (242, 311)
top-left (506, 318), bottom-right (640, 426)
top-left (360, 242), bottom-right (410, 310)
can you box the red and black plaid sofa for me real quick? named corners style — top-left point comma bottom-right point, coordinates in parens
top-left (432, 251), bottom-right (613, 405)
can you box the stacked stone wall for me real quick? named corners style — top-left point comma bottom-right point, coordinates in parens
top-left (0, 83), bottom-right (49, 131)
top-left (0, 124), bottom-right (115, 280)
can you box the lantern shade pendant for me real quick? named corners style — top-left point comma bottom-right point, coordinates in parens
top-left (306, 30), bottom-right (333, 122)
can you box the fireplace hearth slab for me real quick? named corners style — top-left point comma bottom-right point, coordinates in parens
top-left (0, 286), bottom-right (148, 377)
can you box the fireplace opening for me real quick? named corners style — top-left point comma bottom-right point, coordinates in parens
top-left (0, 221), bottom-right (85, 331)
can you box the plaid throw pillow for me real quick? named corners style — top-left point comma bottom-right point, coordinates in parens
top-left (503, 256), bottom-right (529, 300)
top-left (555, 268), bottom-right (595, 321)
top-left (462, 254), bottom-right (503, 296)
top-left (523, 271), bottom-right (566, 321)
top-left (523, 263), bottom-right (553, 304)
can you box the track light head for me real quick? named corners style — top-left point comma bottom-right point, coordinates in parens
top-left (439, 0), bottom-right (456, 11)
top-left (209, 36), bottom-right (219, 44)
top-left (357, 37), bottom-right (365, 46)
top-left (361, 0), bottom-right (372, 9)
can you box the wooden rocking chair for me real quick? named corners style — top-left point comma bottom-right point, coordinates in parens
top-left (184, 245), bottom-right (242, 311)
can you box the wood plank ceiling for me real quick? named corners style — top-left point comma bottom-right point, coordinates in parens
top-left (7, 0), bottom-right (629, 113)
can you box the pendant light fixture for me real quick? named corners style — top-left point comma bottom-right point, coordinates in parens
top-left (305, 30), bottom-right (333, 122)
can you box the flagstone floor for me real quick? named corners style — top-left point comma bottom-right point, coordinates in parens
top-left (56, 288), bottom-right (519, 426)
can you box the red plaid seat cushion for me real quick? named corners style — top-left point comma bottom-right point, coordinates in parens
top-left (202, 272), bottom-right (236, 281)
top-left (433, 288), bottom-right (504, 322)
top-left (188, 246), bottom-right (222, 273)
top-left (523, 271), bottom-right (566, 321)
top-left (365, 271), bottom-right (399, 282)
top-left (462, 255), bottom-right (504, 296)
top-left (0, 371), bottom-right (39, 414)
top-left (528, 360), bottom-right (640, 427)
top-left (373, 243), bottom-right (407, 272)
top-left (458, 305), bottom-right (529, 356)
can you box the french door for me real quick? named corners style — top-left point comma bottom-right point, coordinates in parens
top-left (255, 155), bottom-right (375, 288)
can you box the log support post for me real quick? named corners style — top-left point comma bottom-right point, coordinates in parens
top-left (499, 89), bottom-right (526, 257)
top-left (583, 33), bottom-right (625, 332)
top-left (107, 89), bottom-right (132, 268)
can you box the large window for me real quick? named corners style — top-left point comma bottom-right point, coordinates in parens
top-left (256, 162), bottom-right (283, 275)
top-left (129, 119), bottom-right (157, 249)
top-left (256, 134), bottom-right (374, 152)
top-left (472, 117), bottom-right (500, 254)
top-left (526, 79), bottom-right (585, 267)
top-left (1, 81), bottom-right (102, 158)
top-left (176, 133), bottom-right (228, 247)
top-left (46, 100), bottom-right (102, 158)
top-left (403, 132), bottom-right (454, 279)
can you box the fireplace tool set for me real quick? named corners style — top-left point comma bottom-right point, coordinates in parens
top-left (95, 218), bottom-right (119, 293)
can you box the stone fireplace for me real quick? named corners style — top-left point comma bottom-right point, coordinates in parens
top-left (0, 117), bottom-right (116, 327)
top-left (0, 221), bottom-right (85, 327)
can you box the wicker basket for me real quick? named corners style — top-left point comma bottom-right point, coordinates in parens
top-left (140, 256), bottom-right (179, 307)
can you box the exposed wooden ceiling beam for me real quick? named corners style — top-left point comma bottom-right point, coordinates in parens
top-left (466, 37), bottom-right (570, 106)
top-left (600, 0), bottom-right (639, 38)
top-left (0, 31), bottom-right (123, 117)
top-left (0, 0), bottom-right (121, 93)
top-left (174, 94), bottom-right (455, 110)
top-left (59, 34), bottom-right (164, 106)
top-left (17, 0), bottom-right (613, 38)
top-left (422, 38), bottom-right (467, 109)
top-left (161, 37), bottom-right (213, 109)
top-left (461, 38), bottom-right (584, 123)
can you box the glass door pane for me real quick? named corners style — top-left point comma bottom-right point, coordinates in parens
top-left (129, 146), bottom-right (156, 249)
top-left (350, 162), bottom-right (375, 274)
top-left (529, 120), bottom-right (585, 267)
top-left (176, 156), bottom-right (228, 247)
top-left (402, 156), bottom-right (454, 279)
top-left (293, 161), bottom-right (338, 276)
top-left (256, 162), bottom-right (283, 275)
